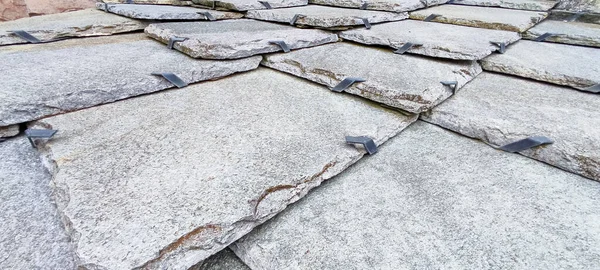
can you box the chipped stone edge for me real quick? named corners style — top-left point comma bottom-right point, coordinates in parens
top-left (522, 30), bottom-right (600, 48)
top-left (244, 11), bottom-right (408, 28)
top-left (307, 0), bottom-right (443, 13)
top-left (409, 12), bottom-right (548, 32)
top-left (0, 125), bottom-right (20, 139)
top-left (449, 0), bottom-right (558, 11)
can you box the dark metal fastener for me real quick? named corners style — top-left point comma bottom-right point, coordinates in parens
top-left (393, 42), bottom-right (422, 54)
top-left (258, 1), bottom-right (273, 9)
top-left (360, 2), bottom-right (368, 9)
top-left (290, 14), bottom-right (304, 25)
top-left (424, 14), bottom-right (441, 22)
top-left (534, 32), bottom-right (556, 42)
top-left (151, 73), bottom-right (188, 88)
top-left (198, 11), bottom-right (216, 21)
top-left (440, 80), bottom-right (458, 94)
top-left (346, 136), bottom-right (378, 155)
top-left (25, 129), bottom-right (57, 148)
top-left (10, 30), bottom-right (41, 43)
top-left (269, 40), bottom-right (291, 52)
top-left (499, 136), bottom-right (553, 153)
top-left (490, 41), bottom-right (506, 54)
top-left (566, 12), bottom-right (583, 22)
top-left (361, 18), bottom-right (371, 29)
top-left (331, 77), bottom-right (366, 92)
top-left (576, 84), bottom-right (600, 93)
top-left (167, 37), bottom-right (188, 49)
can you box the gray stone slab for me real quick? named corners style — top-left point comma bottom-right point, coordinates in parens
top-left (97, 3), bottom-right (243, 20)
top-left (232, 121), bottom-right (600, 270)
top-left (0, 125), bottom-right (19, 139)
top-left (245, 5), bottom-right (407, 29)
top-left (103, 0), bottom-right (193, 5)
top-left (340, 20), bottom-right (520, 60)
top-left (523, 19), bottom-right (600, 47)
top-left (192, 0), bottom-right (308, 11)
top-left (480, 40), bottom-right (600, 90)
top-left (190, 249), bottom-right (250, 270)
top-left (31, 68), bottom-right (416, 269)
top-left (308, 0), bottom-right (447, 12)
top-left (0, 34), bottom-right (261, 128)
top-left (0, 9), bottom-right (146, 46)
top-left (449, 0), bottom-right (558, 11)
top-left (410, 5), bottom-right (548, 32)
top-left (421, 72), bottom-right (600, 181)
top-left (145, 19), bottom-right (338, 59)
top-left (550, 10), bottom-right (600, 24)
top-left (262, 42), bottom-right (482, 113)
top-left (555, 0), bottom-right (600, 14)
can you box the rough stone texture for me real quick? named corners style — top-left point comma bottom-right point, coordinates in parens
top-left (0, 0), bottom-right (28, 21)
top-left (192, 0), bottom-right (308, 11)
top-left (103, 0), bottom-right (192, 4)
top-left (480, 40), bottom-right (600, 89)
top-left (340, 20), bottom-right (520, 60)
top-left (262, 42), bottom-right (482, 113)
top-left (31, 68), bottom-right (416, 269)
top-left (0, 136), bottom-right (78, 269)
top-left (523, 19), bottom-right (600, 47)
top-left (450, 0), bottom-right (558, 11)
top-left (0, 34), bottom-right (261, 127)
top-left (145, 19), bottom-right (338, 59)
top-left (0, 9), bottom-right (146, 46)
top-left (98, 3), bottom-right (243, 20)
top-left (555, 0), bottom-right (600, 14)
top-left (410, 5), bottom-right (548, 32)
top-left (0, 0), bottom-right (95, 21)
top-left (190, 249), bottom-right (250, 270)
top-left (0, 125), bottom-right (19, 139)
top-left (232, 121), bottom-right (600, 269)
top-left (550, 10), bottom-right (600, 24)
top-left (308, 0), bottom-right (447, 12)
top-left (421, 72), bottom-right (600, 181)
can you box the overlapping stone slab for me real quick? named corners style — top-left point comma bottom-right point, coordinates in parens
top-left (340, 20), bottom-right (520, 60)
top-left (555, 0), bottom-right (600, 14)
top-left (409, 5), bottom-right (547, 32)
top-left (97, 3), bottom-right (243, 20)
top-left (0, 8), bottom-right (145, 46)
top-left (449, 0), bottom-right (558, 11)
top-left (192, 0), bottom-right (308, 11)
top-left (103, 0), bottom-right (193, 5)
top-left (480, 40), bottom-right (600, 90)
top-left (232, 121), bottom-right (600, 269)
top-left (421, 72), bottom-right (600, 181)
top-left (190, 249), bottom-right (250, 270)
top-left (308, 0), bottom-right (447, 12)
top-left (0, 34), bottom-right (261, 127)
top-left (523, 19), bottom-right (600, 47)
top-left (145, 19), bottom-right (338, 59)
top-left (262, 42), bottom-right (482, 113)
top-left (550, 10), bottom-right (600, 24)
top-left (31, 68), bottom-right (416, 269)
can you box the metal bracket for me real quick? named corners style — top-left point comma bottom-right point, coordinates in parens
top-left (167, 37), bottom-right (188, 49)
top-left (393, 42), bottom-right (422, 54)
top-left (447, 0), bottom-right (455, 3)
top-left (210, 0), bottom-right (219, 9)
top-left (290, 14), bottom-right (304, 25)
top-left (269, 40), bottom-right (291, 52)
top-left (258, 1), bottom-right (273, 9)
top-left (576, 84), bottom-right (600, 93)
top-left (534, 32), bottom-right (556, 42)
top-left (360, 2), bottom-right (368, 9)
top-left (25, 129), bottom-right (57, 148)
top-left (125, 0), bottom-right (134, 3)
top-left (346, 136), bottom-right (378, 155)
top-left (10, 30), bottom-right (42, 43)
top-left (566, 12), bottom-right (583, 22)
top-left (331, 77), bottom-right (366, 92)
top-left (198, 11), bottom-right (216, 21)
top-left (99, 2), bottom-right (111, 12)
top-left (151, 73), bottom-right (188, 88)
top-left (499, 136), bottom-right (553, 153)
top-left (361, 18), bottom-right (371, 29)
top-left (424, 14), bottom-right (441, 22)
top-left (440, 80), bottom-right (458, 94)
top-left (490, 41), bottom-right (506, 54)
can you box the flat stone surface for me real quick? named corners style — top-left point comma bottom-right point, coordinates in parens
top-left (480, 40), bottom-right (600, 89)
top-left (555, 0), bottom-right (600, 14)
top-left (0, 125), bottom-right (19, 138)
top-left (98, 3), bottom-right (243, 20)
top-left (190, 249), bottom-right (250, 270)
top-left (0, 33), bottom-right (261, 127)
top-left (449, 0), bottom-right (558, 11)
top-left (410, 5), bottom-right (548, 32)
top-left (523, 19), bottom-right (600, 47)
top-left (192, 0), bottom-right (308, 11)
top-left (32, 68), bottom-right (416, 269)
top-left (232, 121), bottom-right (600, 269)
top-left (340, 20), bottom-right (520, 60)
top-left (262, 42), bottom-right (482, 113)
top-left (103, 0), bottom-right (192, 5)
top-left (421, 72), bottom-right (600, 181)
top-left (308, 0), bottom-right (447, 12)
top-left (145, 19), bottom-right (338, 59)
top-left (245, 5), bottom-right (407, 29)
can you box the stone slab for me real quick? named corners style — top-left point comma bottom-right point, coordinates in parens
top-left (103, 0), bottom-right (193, 5)
top-left (0, 8), bottom-right (146, 46)
top-left (190, 249), bottom-right (250, 270)
top-left (523, 19), bottom-right (600, 47)
top-left (480, 40), bottom-right (600, 89)
top-left (192, 0), bottom-right (307, 11)
top-left (308, 0), bottom-right (447, 12)
top-left (232, 121), bottom-right (600, 269)
top-left (410, 5), bottom-right (548, 32)
top-left (245, 5), bottom-right (407, 29)
top-left (449, 0), bottom-right (558, 11)
top-left (340, 20), bottom-right (521, 60)
top-left (421, 72), bottom-right (600, 181)
top-left (555, 0), bottom-right (600, 14)
top-left (550, 10), bottom-right (600, 24)
top-left (262, 42), bottom-right (482, 113)
top-left (145, 19), bottom-right (338, 59)
top-left (97, 3), bottom-right (243, 20)
top-left (0, 33), bottom-right (261, 127)
top-left (0, 125), bottom-right (19, 138)
top-left (31, 68), bottom-right (416, 269)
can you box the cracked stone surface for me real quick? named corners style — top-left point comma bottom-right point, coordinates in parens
top-left (340, 20), bottom-right (520, 60)
top-left (0, 125), bottom-right (19, 138)
top-left (555, 0), bottom-right (600, 14)
top-left (103, 0), bottom-right (193, 5)
top-left (31, 68), bottom-right (416, 269)
top-left (410, 5), bottom-right (548, 32)
top-left (0, 136), bottom-right (78, 269)
top-left (523, 19), bottom-right (600, 47)
top-left (421, 72), bottom-right (600, 181)
top-left (480, 40), bottom-right (600, 90)
top-left (191, 0), bottom-right (308, 11)
top-left (190, 249), bottom-right (249, 270)
top-left (262, 42), bottom-right (482, 113)
top-left (449, 0), bottom-right (558, 11)
top-left (0, 8), bottom-right (146, 46)
top-left (0, 33), bottom-right (261, 128)
top-left (145, 19), bottom-right (338, 59)
top-left (232, 121), bottom-right (600, 269)
top-left (308, 0), bottom-right (447, 12)
top-left (97, 3), bottom-right (243, 20)
top-left (245, 5), bottom-right (407, 29)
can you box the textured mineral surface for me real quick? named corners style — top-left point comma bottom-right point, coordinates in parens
top-left (192, 0), bottom-right (308, 11)
top-left (0, 125), bottom-right (19, 138)
top-left (523, 19), bottom-right (600, 47)
top-left (98, 3), bottom-right (243, 20)
top-left (190, 249), bottom-right (250, 270)
top-left (449, 0), bottom-right (558, 11)
top-left (308, 0), bottom-right (447, 12)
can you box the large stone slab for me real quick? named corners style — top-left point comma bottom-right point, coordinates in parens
top-left (550, 10), bottom-right (600, 24)
top-left (449, 0), bottom-right (558, 11)
top-left (308, 0), bottom-right (447, 12)
top-left (145, 19), bottom-right (338, 59)
top-left (0, 34), bottom-right (261, 127)
top-left (410, 5), bottom-right (547, 32)
top-left (421, 72), bottom-right (600, 181)
top-left (232, 121), bottom-right (600, 269)
top-left (523, 19), bottom-right (600, 47)
top-left (103, 0), bottom-right (193, 5)
top-left (262, 42), bottom-right (482, 113)
top-left (98, 3), bottom-right (243, 20)
top-left (340, 20), bottom-right (520, 60)
top-left (31, 68), bottom-right (416, 269)
top-left (192, 0), bottom-right (307, 11)
top-left (190, 249), bottom-right (250, 270)
top-left (555, 0), bottom-right (600, 14)
top-left (480, 40), bottom-right (600, 90)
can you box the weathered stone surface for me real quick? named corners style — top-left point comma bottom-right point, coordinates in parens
top-left (450, 0), bottom-right (558, 11)
top-left (523, 19), bottom-right (600, 47)
top-left (0, 125), bottom-right (19, 138)
top-left (0, 9), bottom-right (146, 46)
top-left (1, 0), bottom-right (95, 21)
top-left (340, 20), bottom-right (520, 60)
top-left (421, 72), bottom-right (600, 181)
top-left (555, 0), bottom-right (600, 14)
top-left (308, 0), bottom-right (447, 12)
top-left (0, 34), bottom-right (261, 127)
top-left (480, 40), bottom-right (600, 89)
top-left (0, 0), bottom-right (28, 21)
top-left (410, 5), bottom-right (548, 32)
top-left (262, 42), bottom-right (482, 113)
top-left (145, 19), bottom-right (338, 59)
top-left (98, 3), bottom-right (243, 20)
top-left (232, 121), bottom-right (600, 269)
top-left (32, 68), bottom-right (416, 269)
top-left (190, 249), bottom-right (250, 270)
top-left (103, 0), bottom-right (192, 4)
top-left (192, 0), bottom-right (308, 11)
top-left (0, 136), bottom-right (78, 269)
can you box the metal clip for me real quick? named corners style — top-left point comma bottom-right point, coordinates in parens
top-left (269, 40), bottom-right (291, 52)
top-left (10, 30), bottom-right (42, 44)
top-left (331, 77), bottom-right (366, 92)
top-left (290, 14), bottom-right (304, 25)
top-left (258, 1), bottom-right (273, 9)
top-left (424, 14), bottom-right (441, 22)
top-left (447, 0), bottom-right (455, 3)
top-left (25, 129), bottom-right (57, 148)
top-left (346, 136), bottom-right (378, 155)
top-left (167, 37), bottom-right (188, 49)
top-left (440, 81), bottom-right (458, 94)
top-left (393, 42), bottom-right (422, 54)
top-left (361, 18), bottom-right (371, 29)
top-left (576, 84), bottom-right (600, 93)
top-left (99, 2), bottom-right (111, 12)
top-left (360, 2), bottom-right (368, 9)
top-left (534, 32), bottom-right (556, 42)
top-left (499, 136), bottom-right (553, 153)
top-left (125, 0), bottom-right (134, 3)
top-left (151, 73), bottom-right (188, 88)
top-left (490, 41), bottom-right (506, 54)
top-left (198, 11), bottom-right (216, 21)
top-left (566, 12), bottom-right (583, 22)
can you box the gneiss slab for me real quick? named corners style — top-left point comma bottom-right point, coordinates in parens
top-left (32, 68), bottom-right (416, 269)
top-left (421, 72), bottom-right (600, 181)
top-left (0, 34), bottom-right (261, 127)
top-left (308, 0), bottom-right (447, 12)
top-left (232, 121), bottom-right (600, 270)
top-left (192, 0), bottom-right (308, 11)
top-left (97, 3), bottom-right (243, 20)
top-left (448, 0), bottom-right (558, 11)
top-left (523, 19), bottom-right (600, 47)
top-left (145, 19), bottom-right (338, 59)
top-left (340, 20), bottom-right (520, 60)
top-left (262, 42), bottom-right (481, 113)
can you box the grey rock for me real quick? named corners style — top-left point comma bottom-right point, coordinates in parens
top-left (523, 19), bottom-right (600, 47)
top-left (262, 42), bottom-right (482, 113)
top-left (232, 121), bottom-right (600, 270)
top-left (190, 249), bottom-right (249, 270)
top-left (449, 0), bottom-right (558, 11)
top-left (550, 10), bottom-right (600, 24)
top-left (480, 40), bottom-right (600, 89)
top-left (31, 68), bottom-right (416, 269)
top-left (421, 72), bottom-right (600, 181)
top-left (144, 19), bottom-right (338, 59)
top-left (340, 20), bottom-right (521, 60)
top-left (192, 0), bottom-right (308, 11)
top-left (0, 125), bottom-right (19, 138)
top-left (97, 3), bottom-right (243, 20)
top-left (103, 0), bottom-right (193, 5)
top-left (0, 33), bottom-right (261, 127)
top-left (555, 0), bottom-right (600, 14)
top-left (308, 0), bottom-right (447, 12)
